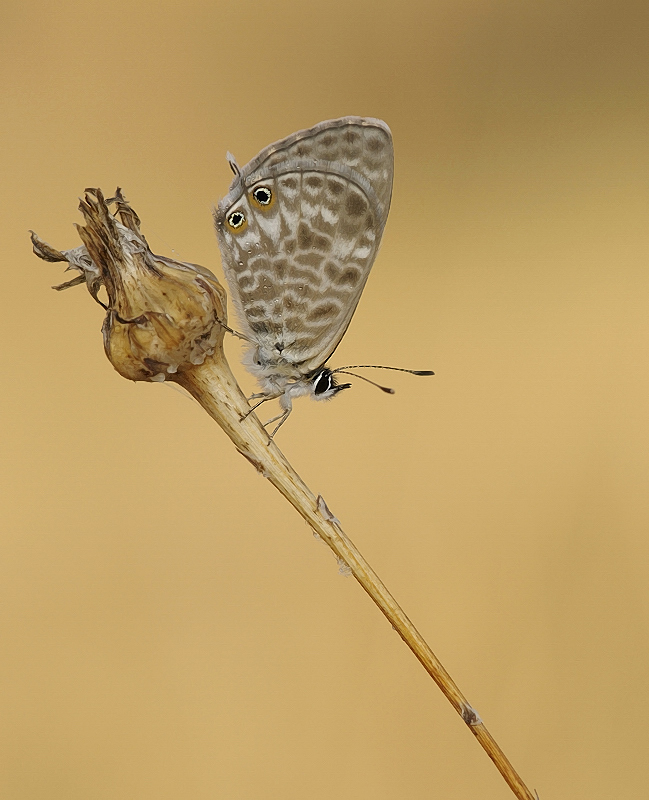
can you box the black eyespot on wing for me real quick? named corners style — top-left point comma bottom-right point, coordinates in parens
top-left (252, 186), bottom-right (272, 206)
top-left (227, 210), bottom-right (246, 229)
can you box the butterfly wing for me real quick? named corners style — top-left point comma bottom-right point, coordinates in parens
top-left (214, 117), bottom-right (393, 377)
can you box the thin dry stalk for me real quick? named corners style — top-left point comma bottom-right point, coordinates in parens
top-left (31, 189), bottom-right (537, 800)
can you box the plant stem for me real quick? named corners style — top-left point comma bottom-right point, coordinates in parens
top-left (32, 188), bottom-right (536, 799)
top-left (176, 353), bottom-right (536, 800)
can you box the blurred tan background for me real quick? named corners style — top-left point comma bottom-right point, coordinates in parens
top-left (2, 0), bottom-right (649, 797)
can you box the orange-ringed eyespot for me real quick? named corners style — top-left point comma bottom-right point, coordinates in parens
top-left (227, 210), bottom-right (246, 229)
top-left (252, 186), bottom-right (272, 206)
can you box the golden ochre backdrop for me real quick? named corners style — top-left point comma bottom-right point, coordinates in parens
top-left (2, 1), bottom-right (649, 797)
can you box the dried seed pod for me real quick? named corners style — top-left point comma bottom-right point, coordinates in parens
top-left (31, 189), bottom-right (227, 382)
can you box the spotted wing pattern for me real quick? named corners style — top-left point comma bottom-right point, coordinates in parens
top-left (214, 117), bottom-right (393, 378)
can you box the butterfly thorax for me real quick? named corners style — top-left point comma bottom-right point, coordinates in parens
top-left (243, 345), bottom-right (350, 409)
top-left (243, 344), bottom-right (304, 390)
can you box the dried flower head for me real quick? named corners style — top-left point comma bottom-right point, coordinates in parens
top-left (31, 188), bottom-right (227, 383)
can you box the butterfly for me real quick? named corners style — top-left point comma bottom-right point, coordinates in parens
top-left (213, 116), bottom-right (432, 435)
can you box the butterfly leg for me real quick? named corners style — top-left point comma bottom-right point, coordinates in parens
top-left (240, 392), bottom-right (282, 422)
top-left (263, 408), bottom-right (292, 438)
top-left (263, 392), bottom-right (293, 438)
top-left (215, 315), bottom-right (252, 343)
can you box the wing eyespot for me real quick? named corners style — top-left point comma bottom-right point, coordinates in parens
top-left (227, 210), bottom-right (247, 231)
top-left (251, 185), bottom-right (274, 209)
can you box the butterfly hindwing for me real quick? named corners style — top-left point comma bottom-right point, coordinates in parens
top-left (214, 117), bottom-right (394, 378)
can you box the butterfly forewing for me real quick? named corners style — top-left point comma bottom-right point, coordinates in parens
top-left (214, 117), bottom-right (394, 380)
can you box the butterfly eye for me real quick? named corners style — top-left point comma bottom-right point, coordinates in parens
top-left (252, 186), bottom-right (273, 207)
top-left (313, 370), bottom-right (333, 396)
top-left (227, 210), bottom-right (246, 230)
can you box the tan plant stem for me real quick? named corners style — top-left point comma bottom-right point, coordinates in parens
top-left (176, 353), bottom-right (536, 800)
top-left (32, 188), bottom-right (536, 800)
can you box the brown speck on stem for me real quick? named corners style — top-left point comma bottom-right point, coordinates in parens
top-left (31, 188), bottom-right (537, 800)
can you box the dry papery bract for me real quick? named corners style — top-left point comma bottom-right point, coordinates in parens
top-left (31, 188), bottom-right (537, 800)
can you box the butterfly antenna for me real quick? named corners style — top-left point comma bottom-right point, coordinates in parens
top-left (334, 365), bottom-right (435, 377)
top-left (334, 370), bottom-right (395, 394)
